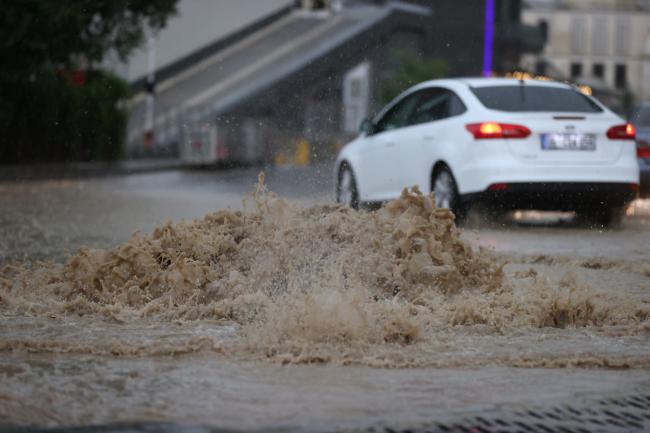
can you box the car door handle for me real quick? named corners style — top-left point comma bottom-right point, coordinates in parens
top-left (423, 135), bottom-right (435, 140)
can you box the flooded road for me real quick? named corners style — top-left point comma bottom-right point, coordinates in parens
top-left (0, 163), bottom-right (334, 268)
top-left (1, 162), bottom-right (649, 432)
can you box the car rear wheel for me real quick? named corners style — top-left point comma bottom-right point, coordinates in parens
top-left (579, 205), bottom-right (625, 228)
top-left (432, 166), bottom-right (464, 220)
top-left (337, 165), bottom-right (359, 210)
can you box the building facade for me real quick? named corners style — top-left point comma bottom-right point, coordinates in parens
top-left (520, 0), bottom-right (650, 108)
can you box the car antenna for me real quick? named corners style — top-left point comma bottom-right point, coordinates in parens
top-left (519, 77), bottom-right (526, 103)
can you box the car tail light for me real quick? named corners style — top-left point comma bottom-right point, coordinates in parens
top-left (606, 124), bottom-right (635, 140)
top-left (637, 140), bottom-right (650, 158)
top-left (488, 183), bottom-right (508, 190)
top-left (631, 183), bottom-right (639, 190)
top-left (466, 122), bottom-right (531, 139)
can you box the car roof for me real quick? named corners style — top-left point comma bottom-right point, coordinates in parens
top-left (416, 77), bottom-right (576, 90)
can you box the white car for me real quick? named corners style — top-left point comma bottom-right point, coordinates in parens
top-left (334, 78), bottom-right (639, 225)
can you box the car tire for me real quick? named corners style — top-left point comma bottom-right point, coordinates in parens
top-left (578, 205), bottom-right (625, 228)
top-left (432, 166), bottom-right (464, 221)
top-left (596, 206), bottom-right (625, 228)
top-left (337, 165), bottom-right (359, 210)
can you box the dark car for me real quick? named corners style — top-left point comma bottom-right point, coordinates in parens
top-left (630, 103), bottom-right (650, 198)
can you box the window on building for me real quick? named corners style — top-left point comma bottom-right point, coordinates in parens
top-left (592, 63), bottom-right (604, 78)
top-left (571, 63), bottom-right (582, 78)
top-left (536, 61), bottom-right (546, 76)
top-left (592, 18), bottom-right (609, 55)
top-left (615, 64), bottom-right (627, 89)
top-left (539, 20), bottom-right (548, 43)
top-left (615, 19), bottom-right (631, 55)
top-left (571, 18), bottom-right (587, 54)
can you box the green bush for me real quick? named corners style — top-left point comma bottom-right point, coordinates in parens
top-left (0, 69), bottom-right (131, 163)
top-left (379, 50), bottom-right (451, 106)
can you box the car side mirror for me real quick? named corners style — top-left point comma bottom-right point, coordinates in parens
top-left (359, 118), bottom-right (374, 134)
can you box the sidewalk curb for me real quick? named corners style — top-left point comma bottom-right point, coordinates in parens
top-left (0, 158), bottom-right (183, 182)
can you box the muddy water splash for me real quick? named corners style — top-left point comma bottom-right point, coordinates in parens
top-left (1, 174), bottom-right (648, 367)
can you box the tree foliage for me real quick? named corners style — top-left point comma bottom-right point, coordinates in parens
top-left (0, 0), bottom-right (178, 163)
top-left (0, 69), bottom-right (131, 163)
top-left (379, 50), bottom-right (451, 106)
top-left (0, 0), bottom-right (178, 84)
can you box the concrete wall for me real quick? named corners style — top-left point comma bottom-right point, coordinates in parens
top-left (109, 0), bottom-right (293, 83)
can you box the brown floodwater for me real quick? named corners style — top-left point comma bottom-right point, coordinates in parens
top-left (1, 171), bottom-right (649, 431)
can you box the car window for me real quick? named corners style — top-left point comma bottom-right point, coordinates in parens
top-left (449, 92), bottom-right (467, 117)
top-left (408, 88), bottom-right (467, 126)
top-left (470, 85), bottom-right (603, 113)
top-left (373, 91), bottom-right (421, 134)
top-left (630, 106), bottom-right (650, 127)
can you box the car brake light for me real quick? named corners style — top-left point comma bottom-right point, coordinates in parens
top-left (488, 183), bottom-right (508, 190)
top-left (606, 124), bottom-right (635, 140)
top-left (480, 122), bottom-right (502, 134)
top-left (631, 183), bottom-right (639, 190)
top-left (637, 140), bottom-right (650, 158)
top-left (466, 122), bottom-right (531, 139)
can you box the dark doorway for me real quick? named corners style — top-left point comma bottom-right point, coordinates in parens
top-left (539, 20), bottom-right (548, 43)
top-left (570, 63), bottom-right (582, 78)
top-left (615, 64), bottom-right (626, 89)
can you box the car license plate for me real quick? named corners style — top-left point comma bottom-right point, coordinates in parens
top-left (541, 133), bottom-right (596, 150)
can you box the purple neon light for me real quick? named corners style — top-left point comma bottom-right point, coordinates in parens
top-left (483, 0), bottom-right (495, 77)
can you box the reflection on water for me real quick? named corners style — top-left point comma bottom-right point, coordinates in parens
top-left (512, 210), bottom-right (574, 224)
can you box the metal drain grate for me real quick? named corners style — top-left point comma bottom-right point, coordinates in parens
top-left (371, 394), bottom-right (650, 433)
top-left (6, 396), bottom-right (650, 433)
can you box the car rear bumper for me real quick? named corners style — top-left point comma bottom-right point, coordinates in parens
top-left (455, 143), bottom-right (639, 194)
top-left (461, 182), bottom-right (639, 212)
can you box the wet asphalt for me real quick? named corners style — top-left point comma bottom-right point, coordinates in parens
top-left (2, 161), bottom-right (650, 433)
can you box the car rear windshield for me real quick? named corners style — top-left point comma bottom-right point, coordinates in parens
top-left (630, 107), bottom-right (650, 127)
top-left (470, 85), bottom-right (603, 113)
